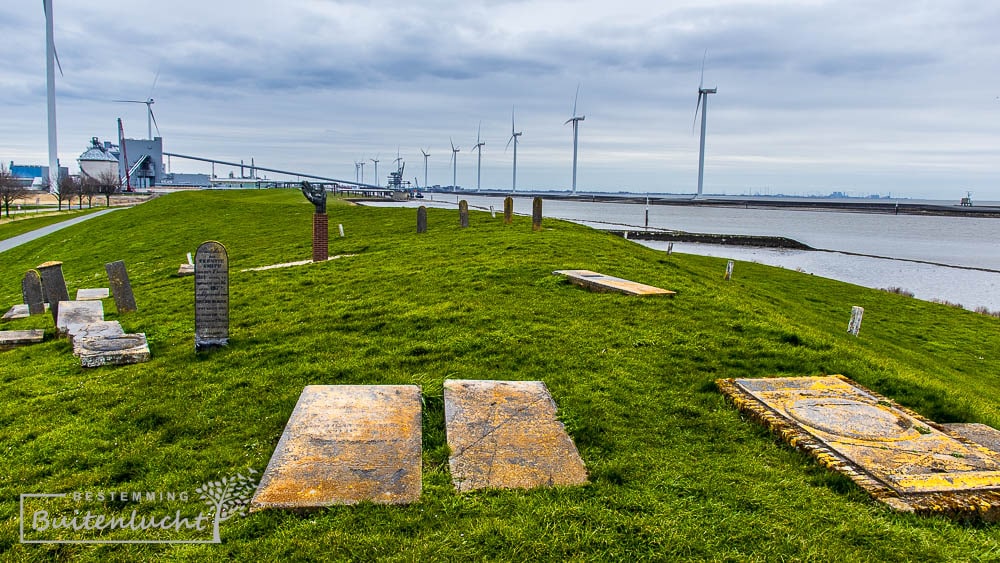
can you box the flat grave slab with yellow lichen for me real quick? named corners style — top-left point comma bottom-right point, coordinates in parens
top-left (718, 375), bottom-right (1000, 519)
top-left (553, 270), bottom-right (675, 296)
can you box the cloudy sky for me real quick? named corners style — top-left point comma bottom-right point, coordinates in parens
top-left (2, 0), bottom-right (999, 199)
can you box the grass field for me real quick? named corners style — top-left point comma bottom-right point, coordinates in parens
top-left (1, 189), bottom-right (998, 561)
top-left (0, 208), bottom-right (105, 242)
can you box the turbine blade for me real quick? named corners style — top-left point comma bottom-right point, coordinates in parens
top-left (505, 135), bottom-right (513, 152)
top-left (692, 94), bottom-right (703, 134)
top-left (53, 44), bottom-right (64, 77)
top-left (113, 100), bottom-right (146, 104)
top-left (573, 83), bottom-right (580, 117)
top-left (511, 106), bottom-right (516, 134)
top-left (150, 109), bottom-right (161, 137)
top-left (699, 48), bottom-right (707, 90)
top-left (450, 137), bottom-right (455, 151)
top-left (149, 67), bottom-right (161, 98)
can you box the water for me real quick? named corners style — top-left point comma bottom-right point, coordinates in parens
top-left (362, 195), bottom-right (1000, 311)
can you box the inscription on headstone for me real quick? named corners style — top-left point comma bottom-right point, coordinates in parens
top-left (724, 260), bottom-right (734, 281)
top-left (417, 206), bottom-right (428, 234)
top-left (105, 260), bottom-right (137, 314)
top-left (848, 306), bottom-right (864, 336)
top-left (37, 261), bottom-right (70, 322)
top-left (22, 270), bottom-right (44, 315)
top-left (532, 197), bottom-right (542, 231)
top-left (459, 200), bottom-right (469, 228)
top-left (195, 241), bottom-right (229, 351)
top-left (503, 196), bottom-right (514, 224)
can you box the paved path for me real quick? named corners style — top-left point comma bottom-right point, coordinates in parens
top-left (0, 209), bottom-right (120, 254)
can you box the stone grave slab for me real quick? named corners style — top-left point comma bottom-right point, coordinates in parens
top-left (443, 379), bottom-right (588, 492)
top-left (3, 304), bottom-right (30, 320)
top-left (250, 385), bottom-right (422, 511)
top-left (942, 423), bottom-right (1000, 458)
top-left (70, 321), bottom-right (125, 352)
top-left (37, 261), bottom-right (70, 322)
top-left (77, 333), bottom-right (150, 367)
top-left (718, 375), bottom-right (1000, 519)
top-left (0, 329), bottom-right (45, 349)
top-left (553, 269), bottom-right (676, 296)
top-left (177, 263), bottom-right (195, 276)
top-left (105, 261), bottom-right (137, 313)
top-left (56, 301), bottom-right (104, 338)
top-left (23, 270), bottom-right (44, 315)
top-left (76, 288), bottom-right (110, 301)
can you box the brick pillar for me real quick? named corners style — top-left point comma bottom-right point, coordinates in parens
top-left (313, 213), bottom-right (329, 262)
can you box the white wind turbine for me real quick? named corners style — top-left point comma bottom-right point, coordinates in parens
top-left (43, 0), bottom-right (64, 193)
top-left (449, 138), bottom-right (461, 191)
top-left (358, 159), bottom-right (365, 184)
top-left (420, 148), bottom-right (430, 189)
top-left (471, 123), bottom-right (485, 192)
top-left (693, 50), bottom-right (717, 197)
top-left (115, 71), bottom-right (161, 140)
top-left (565, 85), bottom-right (585, 194)
top-left (370, 155), bottom-right (380, 187)
top-left (505, 107), bottom-right (523, 192)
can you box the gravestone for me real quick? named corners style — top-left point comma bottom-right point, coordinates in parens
top-left (459, 200), bottom-right (469, 228)
top-left (503, 196), bottom-right (514, 224)
top-left (553, 269), bottom-right (676, 296)
top-left (70, 320), bottom-right (125, 351)
top-left (532, 197), bottom-right (542, 231)
top-left (0, 329), bottom-right (45, 349)
top-left (338, 224), bottom-right (345, 238)
top-left (848, 306), bottom-right (864, 336)
top-left (2, 305), bottom-right (30, 320)
top-left (56, 300), bottom-right (105, 339)
top-left (22, 270), bottom-right (44, 315)
top-left (724, 260), bottom-right (734, 281)
top-left (417, 206), bottom-right (427, 234)
top-left (77, 333), bottom-right (150, 368)
top-left (667, 242), bottom-right (674, 255)
top-left (37, 261), bottom-right (70, 322)
top-left (250, 385), bottom-right (423, 510)
top-left (178, 252), bottom-right (195, 276)
top-left (490, 205), bottom-right (496, 218)
top-left (444, 379), bottom-right (588, 492)
top-left (195, 241), bottom-right (229, 351)
top-left (105, 261), bottom-right (137, 313)
top-left (76, 288), bottom-right (110, 301)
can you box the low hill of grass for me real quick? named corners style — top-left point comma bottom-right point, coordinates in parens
top-left (1, 189), bottom-right (998, 561)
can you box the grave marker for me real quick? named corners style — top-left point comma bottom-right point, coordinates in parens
top-left (503, 196), bottom-right (513, 224)
top-left (724, 260), bottom-right (734, 281)
top-left (554, 269), bottom-right (676, 296)
top-left (459, 200), bottom-right (469, 228)
top-left (77, 333), bottom-right (150, 368)
top-left (195, 241), bottom-right (229, 351)
top-left (417, 206), bottom-right (427, 233)
top-left (37, 261), bottom-right (70, 322)
top-left (76, 288), bottom-right (110, 301)
top-left (22, 270), bottom-right (44, 315)
top-left (0, 329), bottom-right (45, 349)
top-left (532, 197), bottom-right (542, 231)
top-left (105, 261), bottom-right (137, 313)
top-left (848, 306), bottom-right (864, 336)
top-left (667, 242), bottom-right (674, 255)
top-left (338, 224), bottom-right (345, 237)
top-left (56, 300), bottom-right (105, 339)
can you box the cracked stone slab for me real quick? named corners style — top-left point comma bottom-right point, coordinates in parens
top-left (0, 329), bottom-right (45, 348)
top-left (71, 321), bottom-right (125, 352)
top-left (942, 424), bottom-right (1000, 458)
top-left (76, 288), bottom-right (110, 301)
top-left (56, 301), bottom-right (104, 338)
top-left (444, 379), bottom-right (588, 492)
top-left (3, 304), bottom-right (30, 320)
top-left (77, 333), bottom-right (150, 367)
top-left (718, 375), bottom-right (1000, 520)
top-left (250, 385), bottom-right (422, 511)
top-left (553, 269), bottom-right (675, 296)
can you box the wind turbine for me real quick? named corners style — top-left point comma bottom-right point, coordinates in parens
top-left (565, 84), bottom-right (585, 194)
top-left (354, 161), bottom-right (360, 183)
top-left (43, 0), bottom-right (64, 193)
top-left (115, 71), bottom-right (161, 140)
top-left (370, 155), bottom-right (379, 187)
top-left (505, 107), bottom-right (523, 192)
top-left (358, 160), bottom-right (365, 184)
top-left (420, 148), bottom-right (430, 189)
top-left (449, 138), bottom-right (460, 191)
top-left (693, 50), bottom-right (717, 197)
top-left (471, 123), bottom-right (485, 192)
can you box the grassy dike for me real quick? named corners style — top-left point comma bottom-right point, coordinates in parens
top-left (1, 189), bottom-right (998, 561)
top-left (0, 208), bottom-right (106, 241)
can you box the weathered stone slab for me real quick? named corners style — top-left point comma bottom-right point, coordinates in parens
top-left (23, 270), bottom-right (44, 315)
top-left (250, 385), bottom-right (422, 510)
top-left (77, 333), bottom-right (150, 367)
top-left (177, 263), bottom-right (195, 276)
top-left (503, 196), bottom-right (514, 224)
top-left (459, 200), bottom-right (469, 228)
top-left (195, 241), bottom-right (228, 351)
top-left (553, 269), bottom-right (676, 296)
top-left (105, 261), bottom-right (137, 313)
top-left (532, 197), bottom-right (542, 231)
top-left (76, 288), bottom-right (110, 301)
top-left (3, 305), bottom-right (30, 320)
top-left (718, 375), bottom-right (1000, 519)
top-left (417, 206), bottom-right (427, 233)
top-left (444, 379), bottom-right (588, 492)
top-left (37, 261), bottom-right (70, 322)
top-left (70, 321), bottom-right (125, 352)
top-left (942, 423), bottom-right (1000, 458)
top-left (56, 301), bottom-right (104, 338)
top-left (0, 329), bottom-right (45, 348)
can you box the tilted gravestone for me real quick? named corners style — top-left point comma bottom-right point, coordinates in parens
top-left (195, 241), bottom-right (229, 351)
top-left (105, 261), bottom-right (137, 314)
top-left (36, 261), bottom-right (70, 322)
top-left (459, 200), bottom-right (469, 228)
top-left (22, 270), bottom-right (44, 315)
top-left (532, 197), bottom-right (542, 231)
top-left (417, 206), bottom-right (428, 234)
top-left (503, 196), bottom-right (514, 224)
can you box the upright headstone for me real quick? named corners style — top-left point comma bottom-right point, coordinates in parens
top-left (22, 270), bottom-right (44, 316)
top-left (848, 306), bottom-right (864, 336)
top-left (105, 261), bottom-right (137, 314)
top-left (503, 196), bottom-right (514, 224)
top-left (667, 242), bottom-right (674, 255)
top-left (36, 261), bottom-right (70, 322)
top-left (724, 260), bottom-right (734, 281)
top-left (195, 241), bottom-right (229, 351)
top-left (532, 197), bottom-right (542, 231)
top-left (417, 206), bottom-right (427, 234)
top-left (489, 205), bottom-right (496, 218)
top-left (459, 200), bottom-right (469, 228)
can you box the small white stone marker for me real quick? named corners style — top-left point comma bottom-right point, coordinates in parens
top-left (338, 224), bottom-right (345, 237)
top-left (724, 260), bottom-right (734, 281)
top-left (490, 205), bottom-right (496, 218)
top-left (667, 242), bottom-right (674, 255)
top-left (187, 252), bottom-right (194, 265)
top-left (848, 306), bottom-right (864, 336)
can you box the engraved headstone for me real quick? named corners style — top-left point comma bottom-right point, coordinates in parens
top-left (503, 196), bottom-right (513, 224)
top-left (195, 241), bottom-right (229, 351)
top-left (250, 385), bottom-right (423, 510)
top-left (444, 379), bottom-right (588, 492)
top-left (22, 270), bottom-right (44, 315)
top-left (724, 260), bottom-right (734, 281)
top-left (532, 197), bottom-right (542, 231)
top-left (417, 206), bottom-right (427, 234)
top-left (37, 261), bottom-right (70, 322)
top-left (105, 260), bottom-right (137, 314)
top-left (848, 306), bottom-right (864, 336)
top-left (459, 200), bottom-right (469, 228)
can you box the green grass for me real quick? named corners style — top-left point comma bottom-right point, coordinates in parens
top-left (1, 189), bottom-right (999, 561)
top-left (0, 208), bottom-right (105, 242)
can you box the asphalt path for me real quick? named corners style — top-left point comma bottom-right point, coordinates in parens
top-left (0, 209), bottom-right (120, 254)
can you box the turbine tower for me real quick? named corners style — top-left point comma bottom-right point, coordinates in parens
top-left (420, 148), bottom-right (430, 189)
top-left (358, 160), bottom-right (365, 184)
top-left (449, 138), bottom-right (461, 191)
top-left (693, 51), bottom-right (717, 197)
top-left (564, 85), bottom-right (585, 195)
top-left (370, 155), bottom-right (380, 187)
top-left (43, 0), bottom-right (63, 193)
top-left (505, 107), bottom-right (523, 192)
top-left (471, 123), bottom-right (485, 192)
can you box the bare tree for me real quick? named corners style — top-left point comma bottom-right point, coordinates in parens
top-left (95, 169), bottom-right (122, 207)
top-left (80, 175), bottom-right (98, 208)
top-left (0, 162), bottom-right (28, 218)
top-left (57, 175), bottom-right (78, 211)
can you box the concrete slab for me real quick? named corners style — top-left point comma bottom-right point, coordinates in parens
top-left (77, 333), bottom-right (150, 367)
top-left (0, 329), bottom-right (45, 348)
top-left (444, 379), bottom-right (588, 492)
top-left (718, 375), bottom-right (1000, 519)
top-left (56, 301), bottom-right (104, 338)
top-left (76, 288), bottom-right (110, 301)
top-left (553, 269), bottom-right (675, 296)
top-left (250, 385), bottom-right (422, 511)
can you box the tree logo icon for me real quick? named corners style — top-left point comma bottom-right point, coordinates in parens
top-left (195, 468), bottom-right (259, 543)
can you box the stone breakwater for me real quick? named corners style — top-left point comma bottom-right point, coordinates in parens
top-left (610, 230), bottom-right (813, 250)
